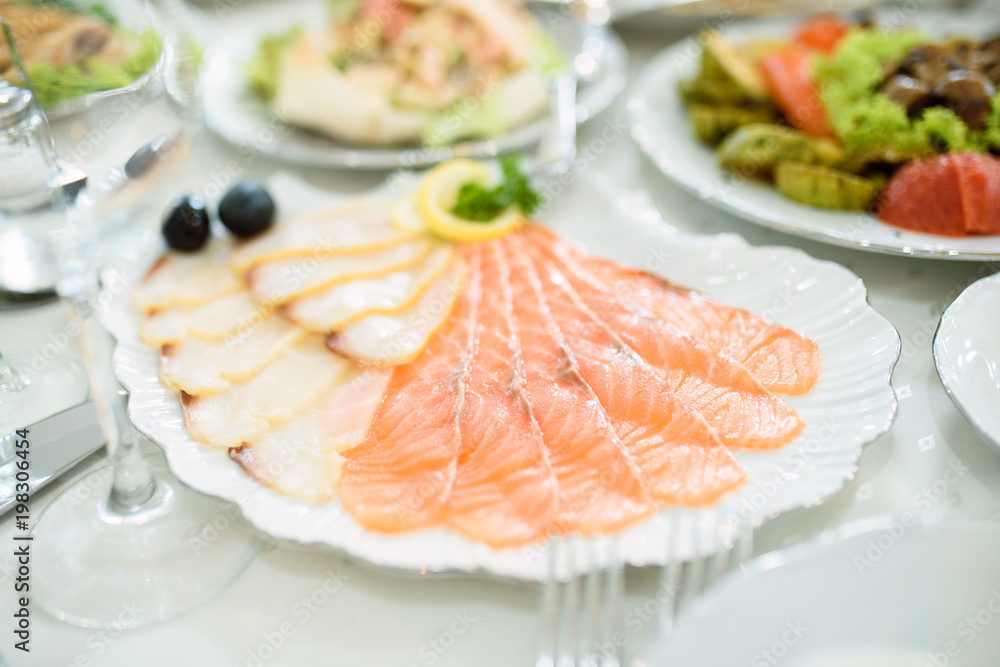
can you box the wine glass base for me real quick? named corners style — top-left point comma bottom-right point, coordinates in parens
top-left (32, 461), bottom-right (262, 630)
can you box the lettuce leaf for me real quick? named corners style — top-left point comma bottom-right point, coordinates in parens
top-left (246, 27), bottom-right (302, 102)
top-left (26, 28), bottom-right (162, 107)
top-left (815, 26), bottom-right (998, 155)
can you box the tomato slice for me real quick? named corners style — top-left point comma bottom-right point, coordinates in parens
top-left (758, 50), bottom-right (835, 139)
top-left (793, 15), bottom-right (851, 54)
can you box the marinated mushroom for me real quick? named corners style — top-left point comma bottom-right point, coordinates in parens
top-left (898, 45), bottom-right (966, 84)
top-left (931, 69), bottom-right (996, 130)
top-left (881, 74), bottom-right (932, 117)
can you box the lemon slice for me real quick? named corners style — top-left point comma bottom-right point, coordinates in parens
top-left (416, 159), bottom-right (526, 242)
top-left (390, 193), bottom-right (427, 234)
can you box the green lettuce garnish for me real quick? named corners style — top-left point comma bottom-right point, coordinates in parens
top-left (246, 27), bottom-right (302, 102)
top-left (26, 28), bottom-right (162, 107)
top-left (815, 26), bottom-right (1000, 155)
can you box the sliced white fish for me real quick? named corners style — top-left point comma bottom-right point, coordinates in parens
top-left (133, 241), bottom-right (242, 313)
top-left (139, 291), bottom-right (272, 347)
top-left (284, 244), bottom-right (455, 332)
top-left (273, 34), bottom-right (430, 146)
top-left (229, 199), bottom-right (412, 274)
top-left (327, 261), bottom-right (464, 366)
top-left (160, 315), bottom-right (305, 395)
top-left (181, 336), bottom-right (353, 449)
top-left (247, 239), bottom-right (434, 306)
top-left (228, 368), bottom-right (392, 502)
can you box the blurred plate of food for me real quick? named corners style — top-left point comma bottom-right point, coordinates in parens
top-left (629, 9), bottom-right (1000, 259)
top-left (1, 0), bottom-right (166, 119)
top-left (200, 0), bottom-right (626, 169)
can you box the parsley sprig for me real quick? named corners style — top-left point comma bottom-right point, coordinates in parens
top-left (451, 156), bottom-right (541, 222)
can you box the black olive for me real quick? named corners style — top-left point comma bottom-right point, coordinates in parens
top-left (218, 180), bottom-right (275, 238)
top-left (162, 195), bottom-right (210, 252)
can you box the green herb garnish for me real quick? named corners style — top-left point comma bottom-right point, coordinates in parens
top-left (451, 155), bottom-right (541, 222)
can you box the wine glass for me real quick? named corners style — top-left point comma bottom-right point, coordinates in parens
top-left (0, 15), bottom-right (261, 629)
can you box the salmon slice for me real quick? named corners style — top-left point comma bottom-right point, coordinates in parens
top-left (524, 227), bottom-right (821, 395)
top-left (507, 236), bottom-right (746, 505)
top-left (338, 254), bottom-right (478, 532)
top-left (445, 244), bottom-right (558, 547)
top-left (498, 242), bottom-right (651, 535)
top-left (525, 229), bottom-right (803, 450)
top-left (230, 367), bottom-right (392, 503)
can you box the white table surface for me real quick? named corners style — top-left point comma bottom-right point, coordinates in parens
top-left (4, 2), bottom-right (1000, 665)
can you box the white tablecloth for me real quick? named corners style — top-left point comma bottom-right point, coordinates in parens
top-left (3, 5), bottom-right (1000, 665)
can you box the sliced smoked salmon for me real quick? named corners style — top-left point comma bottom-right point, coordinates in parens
top-left (527, 231), bottom-right (804, 450)
top-left (506, 236), bottom-right (747, 505)
top-left (524, 227), bottom-right (821, 396)
top-left (499, 241), bottom-right (652, 535)
top-left (337, 254), bottom-right (478, 532)
top-left (445, 243), bottom-right (558, 547)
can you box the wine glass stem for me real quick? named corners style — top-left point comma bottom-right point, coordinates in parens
top-left (64, 276), bottom-right (156, 514)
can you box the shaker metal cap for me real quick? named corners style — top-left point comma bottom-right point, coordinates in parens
top-left (0, 85), bottom-right (33, 129)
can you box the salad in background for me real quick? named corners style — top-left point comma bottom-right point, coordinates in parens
top-left (246, 0), bottom-right (565, 147)
top-left (680, 16), bottom-right (1000, 237)
top-left (0, 0), bottom-right (162, 108)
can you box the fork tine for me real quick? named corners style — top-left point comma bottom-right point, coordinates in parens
top-left (558, 538), bottom-right (582, 667)
top-left (599, 537), bottom-right (624, 667)
top-left (536, 539), bottom-right (561, 667)
top-left (579, 543), bottom-right (602, 666)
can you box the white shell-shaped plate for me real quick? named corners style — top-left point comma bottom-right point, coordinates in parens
top-left (101, 171), bottom-right (900, 581)
top-left (201, 2), bottom-right (626, 170)
top-left (934, 271), bottom-right (1000, 449)
top-left (628, 13), bottom-right (1000, 260)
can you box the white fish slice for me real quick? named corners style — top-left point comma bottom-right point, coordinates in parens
top-left (133, 241), bottom-right (243, 313)
top-left (139, 291), bottom-right (271, 346)
top-left (181, 336), bottom-right (353, 449)
top-left (284, 244), bottom-right (455, 333)
top-left (229, 200), bottom-right (412, 274)
top-left (327, 260), bottom-right (464, 366)
top-left (247, 239), bottom-right (435, 306)
top-left (160, 315), bottom-right (305, 395)
top-left (228, 367), bottom-right (393, 502)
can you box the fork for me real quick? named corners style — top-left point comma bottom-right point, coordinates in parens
top-left (536, 522), bottom-right (755, 665)
top-left (536, 535), bottom-right (625, 667)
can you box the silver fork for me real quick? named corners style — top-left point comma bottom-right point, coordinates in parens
top-left (536, 522), bottom-right (755, 665)
top-left (537, 536), bottom-right (625, 667)
top-left (657, 521), bottom-right (755, 637)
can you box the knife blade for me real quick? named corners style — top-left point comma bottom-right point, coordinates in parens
top-left (0, 400), bottom-right (104, 517)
